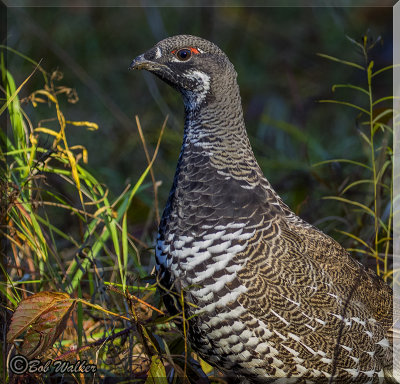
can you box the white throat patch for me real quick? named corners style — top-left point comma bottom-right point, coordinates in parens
top-left (182, 70), bottom-right (211, 110)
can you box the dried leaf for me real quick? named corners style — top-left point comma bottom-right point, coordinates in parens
top-left (66, 120), bottom-right (99, 130)
top-left (7, 291), bottom-right (76, 358)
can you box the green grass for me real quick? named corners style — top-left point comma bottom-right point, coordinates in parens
top-left (1, 47), bottom-right (187, 383)
top-left (314, 35), bottom-right (394, 283)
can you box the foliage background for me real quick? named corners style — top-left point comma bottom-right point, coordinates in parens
top-left (6, 3), bottom-right (393, 245)
top-left (2, 1), bottom-right (395, 381)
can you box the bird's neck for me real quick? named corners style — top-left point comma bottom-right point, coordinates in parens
top-left (178, 83), bottom-right (265, 190)
top-left (182, 81), bottom-right (253, 157)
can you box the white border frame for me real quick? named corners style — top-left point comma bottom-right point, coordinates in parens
top-left (393, 2), bottom-right (399, 381)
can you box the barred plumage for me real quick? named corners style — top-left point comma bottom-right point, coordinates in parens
top-left (129, 35), bottom-right (394, 383)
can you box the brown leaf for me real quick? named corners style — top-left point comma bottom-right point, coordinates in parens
top-left (7, 291), bottom-right (76, 358)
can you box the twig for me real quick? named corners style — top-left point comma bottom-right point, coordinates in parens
top-left (108, 284), bottom-right (165, 316)
top-left (54, 324), bottom-right (137, 361)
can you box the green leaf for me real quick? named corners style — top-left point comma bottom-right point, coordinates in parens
top-left (121, 212), bottom-right (128, 291)
top-left (316, 53), bottom-right (364, 70)
top-left (372, 96), bottom-right (400, 107)
top-left (376, 160), bottom-right (391, 185)
top-left (318, 99), bottom-right (370, 115)
top-left (335, 230), bottom-right (374, 252)
top-left (372, 108), bottom-right (394, 125)
top-left (331, 83), bottom-right (369, 96)
top-left (145, 356), bottom-right (167, 384)
top-left (104, 282), bottom-right (156, 292)
top-left (371, 63), bottom-right (400, 78)
top-left (346, 248), bottom-right (376, 258)
top-left (358, 130), bottom-right (371, 147)
top-left (0, 45), bottom-right (48, 84)
top-left (322, 196), bottom-right (375, 218)
top-left (67, 119), bottom-right (166, 293)
top-left (0, 263), bottom-right (20, 306)
top-left (345, 35), bottom-right (364, 50)
top-left (340, 179), bottom-right (373, 195)
top-left (312, 158), bottom-right (372, 171)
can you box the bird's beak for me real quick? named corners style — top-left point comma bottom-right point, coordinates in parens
top-left (129, 54), bottom-right (156, 71)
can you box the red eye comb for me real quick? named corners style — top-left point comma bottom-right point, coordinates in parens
top-left (171, 47), bottom-right (200, 55)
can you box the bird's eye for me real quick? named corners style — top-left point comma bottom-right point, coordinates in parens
top-left (176, 48), bottom-right (192, 61)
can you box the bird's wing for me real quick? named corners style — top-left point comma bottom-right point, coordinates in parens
top-left (285, 216), bottom-right (393, 328)
top-left (233, 206), bottom-right (393, 375)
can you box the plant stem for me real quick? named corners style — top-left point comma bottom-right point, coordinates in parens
top-left (366, 59), bottom-right (379, 275)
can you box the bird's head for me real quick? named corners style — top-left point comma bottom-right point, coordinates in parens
top-left (129, 35), bottom-right (237, 110)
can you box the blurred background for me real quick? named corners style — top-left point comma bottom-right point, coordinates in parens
top-left (5, 2), bottom-right (394, 268)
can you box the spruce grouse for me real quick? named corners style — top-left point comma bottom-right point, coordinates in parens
top-left (129, 35), bottom-right (394, 383)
